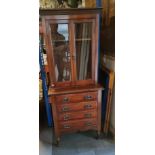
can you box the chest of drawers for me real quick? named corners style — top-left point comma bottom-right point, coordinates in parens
top-left (49, 85), bottom-right (102, 145)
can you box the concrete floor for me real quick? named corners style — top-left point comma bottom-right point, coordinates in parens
top-left (39, 123), bottom-right (115, 155)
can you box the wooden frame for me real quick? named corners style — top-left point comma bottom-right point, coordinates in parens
top-left (99, 64), bottom-right (114, 135)
top-left (40, 8), bottom-right (101, 89)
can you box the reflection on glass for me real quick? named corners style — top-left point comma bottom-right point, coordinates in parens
top-left (75, 23), bottom-right (92, 80)
top-left (50, 24), bottom-right (71, 82)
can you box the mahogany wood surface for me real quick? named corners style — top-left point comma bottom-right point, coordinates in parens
top-left (60, 123), bottom-right (97, 134)
top-left (56, 101), bottom-right (97, 113)
top-left (41, 10), bottom-right (100, 87)
top-left (41, 8), bottom-right (103, 144)
top-left (49, 79), bottom-right (95, 89)
top-left (58, 110), bottom-right (97, 121)
top-left (42, 17), bottom-right (55, 83)
top-left (55, 91), bottom-right (97, 103)
top-left (39, 8), bottom-right (102, 16)
top-left (49, 84), bottom-right (103, 95)
top-left (59, 118), bottom-right (97, 131)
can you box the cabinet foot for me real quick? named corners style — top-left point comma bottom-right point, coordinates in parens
top-left (95, 131), bottom-right (101, 139)
top-left (53, 138), bottom-right (60, 147)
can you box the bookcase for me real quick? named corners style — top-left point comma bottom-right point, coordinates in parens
top-left (40, 8), bottom-right (103, 145)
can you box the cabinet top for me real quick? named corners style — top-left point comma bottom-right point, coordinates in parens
top-left (48, 84), bottom-right (103, 96)
top-left (39, 7), bottom-right (102, 16)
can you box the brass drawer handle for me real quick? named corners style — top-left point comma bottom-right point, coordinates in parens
top-left (84, 104), bottom-right (92, 109)
top-left (64, 114), bottom-right (70, 120)
top-left (84, 113), bottom-right (92, 118)
top-left (63, 124), bottom-right (70, 129)
top-left (63, 97), bottom-right (69, 103)
top-left (84, 95), bottom-right (93, 100)
top-left (85, 122), bottom-right (92, 127)
top-left (62, 106), bottom-right (70, 112)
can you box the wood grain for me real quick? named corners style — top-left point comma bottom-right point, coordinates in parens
top-left (41, 8), bottom-right (103, 143)
top-left (56, 101), bottom-right (97, 113)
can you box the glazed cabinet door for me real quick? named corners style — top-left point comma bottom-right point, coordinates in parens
top-left (74, 21), bottom-right (94, 80)
top-left (43, 17), bottom-right (98, 88)
top-left (44, 20), bottom-right (73, 86)
top-left (72, 19), bottom-right (97, 85)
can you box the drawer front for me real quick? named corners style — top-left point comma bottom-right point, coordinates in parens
top-left (58, 110), bottom-right (97, 121)
top-left (57, 101), bottom-right (97, 113)
top-left (59, 118), bottom-right (97, 132)
top-left (55, 92), bottom-right (97, 104)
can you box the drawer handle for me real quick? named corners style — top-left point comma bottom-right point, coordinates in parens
top-left (63, 124), bottom-right (70, 129)
top-left (84, 104), bottom-right (92, 109)
top-left (85, 122), bottom-right (92, 127)
top-left (84, 113), bottom-right (92, 118)
top-left (63, 97), bottom-right (69, 103)
top-left (64, 114), bottom-right (70, 120)
top-left (62, 106), bottom-right (70, 112)
top-left (84, 95), bottom-right (93, 100)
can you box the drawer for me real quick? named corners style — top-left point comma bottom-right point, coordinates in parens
top-left (55, 92), bottom-right (97, 104)
top-left (58, 110), bottom-right (97, 121)
top-left (59, 118), bottom-right (97, 132)
top-left (57, 101), bottom-right (97, 113)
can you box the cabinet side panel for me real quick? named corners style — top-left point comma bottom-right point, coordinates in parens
top-left (50, 96), bottom-right (60, 138)
top-left (94, 14), bottom-right (99, 82)
top-left (42, 17), bottom-right (56, 83)
top-left (97, 90), bottom-right (102, 132)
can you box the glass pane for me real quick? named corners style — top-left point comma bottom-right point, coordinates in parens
top-left (50, 24), bottom-right (71, 82)
top-left (75, 23), bottom-right (92, 80)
